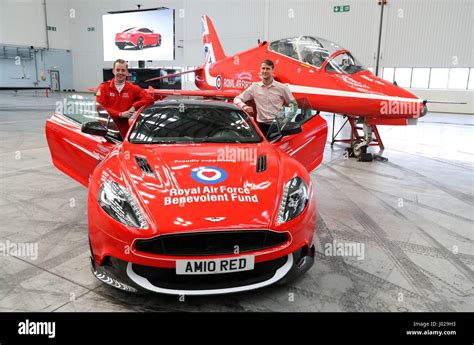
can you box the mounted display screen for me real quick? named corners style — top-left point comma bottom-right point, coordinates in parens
top-left (103, 8), bottom-right (175, 61)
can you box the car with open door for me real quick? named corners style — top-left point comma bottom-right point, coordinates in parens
top-left (45, 96), bottom-right (327, 295)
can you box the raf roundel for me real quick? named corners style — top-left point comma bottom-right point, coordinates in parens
top-left (191, 166), bottom-right (227, 184)
top-left (216, 75), bottom-right (222, 90)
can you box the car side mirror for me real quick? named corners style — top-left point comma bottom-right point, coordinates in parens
top-left (281, 122), bottom-right (302, 136)
top-left (81, 121), bottom-right (108, 137)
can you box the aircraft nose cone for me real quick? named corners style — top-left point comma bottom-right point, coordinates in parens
top-left (421, 100), bottom-right (428, 117)
top-left (357, 73), bottom-right (426, 118)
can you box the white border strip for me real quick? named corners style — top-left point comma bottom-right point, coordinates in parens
top-left (126, 254), bottom-right (293, 295)
top-left (204, 62), bottom-right (217, 86)
top-left (63, 138), bottom-right (101, 160)
top-left (289, 136), bottom-right (316, 156)
top-left (288, 85), bottom-right (422, 103)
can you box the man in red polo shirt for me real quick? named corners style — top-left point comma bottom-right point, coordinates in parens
top-left (96, 59), bottom-right (154, 138)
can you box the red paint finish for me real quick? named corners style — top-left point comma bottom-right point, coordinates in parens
top-left (149, 16), bottom-right (426, 128)
top-left (45, 99), bottom-right (327, 293)
top-left (45, 114), bottom-right (115, 186)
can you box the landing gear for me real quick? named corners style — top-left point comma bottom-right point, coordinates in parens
top-left (332, 115), bottom-right (387, 162)
top-left (344, 139), bottom-right (373, 162)
top-left (346, 140), bottom-right (374, 162)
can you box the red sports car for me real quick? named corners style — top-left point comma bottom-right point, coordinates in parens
top-left (115, 27), bottom-right (161, 50)
top-left (45, 98), bottom-right (327, 295)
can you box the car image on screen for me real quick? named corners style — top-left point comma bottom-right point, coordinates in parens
top-left (115, 27), bottom-right (161, 50)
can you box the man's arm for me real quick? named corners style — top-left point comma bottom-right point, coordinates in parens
top-left (287, 99), bottom-right (298, 115)
top-left (282, 84), bottom-right (297, 107)
top-left (282, 85), bottom-right (298, 122)
top-left (131, 86), bottom-right (154, 110)
top-left (234, 84), bottom-right (255, 113)
top-left (95, 84), bottom-right (121, 119)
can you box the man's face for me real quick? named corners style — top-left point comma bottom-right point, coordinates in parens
top-left (113, 63), bottom-right (128, 83)
top-left (260, 63), bottom-right (273, 81)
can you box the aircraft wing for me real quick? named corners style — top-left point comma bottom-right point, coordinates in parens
top-left (145, 68), bottom-right (203, 83)
top-left (86, 86), bottom-right (241, 101)
top-left (146, 87), bottom-right (241, 100)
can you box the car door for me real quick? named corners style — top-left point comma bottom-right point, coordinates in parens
top-left (271, 107), bottom-right (328, 172)
top-left (45, 98), bottom-right (118, 187)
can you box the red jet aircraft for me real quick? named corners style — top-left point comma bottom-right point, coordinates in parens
top-left (147, 15), bottom-right (428, 161)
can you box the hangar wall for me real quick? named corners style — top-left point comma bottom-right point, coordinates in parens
top-left (265, 0), bottom-right (381, 71)
top-left (382, 0), bottom-right (472, 68)
top-left (0, 0), bottom-right (73, 90)
top-left (0, 46), bottom-right (73, 89)
top-left (0, 0), bottom-right (472, 113)
top-left (0, 0), bottom-right (71, 49)
top-left (380, 0), bottom-right (473, 114)
top-left (0, 0), bottom-right (48, 48)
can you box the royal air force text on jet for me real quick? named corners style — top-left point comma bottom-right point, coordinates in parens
top-left (223, 77), bottom-right (253, 90)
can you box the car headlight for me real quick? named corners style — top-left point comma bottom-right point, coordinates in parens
top-left (277, 176), bottom-right (310, 224)
top-left (98, 180), bottom-right (148, 229)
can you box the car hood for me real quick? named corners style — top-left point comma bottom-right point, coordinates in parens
top-left (121, 142), bottom-right (283, 234)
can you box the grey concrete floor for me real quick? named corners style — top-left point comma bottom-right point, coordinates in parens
top-left (0, 91), bottom-right (472, 312)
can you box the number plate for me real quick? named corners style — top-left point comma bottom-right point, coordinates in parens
top-left (176, 256), bottom-right (255, 275)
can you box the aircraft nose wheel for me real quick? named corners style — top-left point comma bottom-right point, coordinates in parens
top-left (347, 140), bottom-right (373, 162)
top-left (351, 139), bottom-right (363, 158)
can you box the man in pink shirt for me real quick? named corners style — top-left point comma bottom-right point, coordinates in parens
top-left (234, 59), bottom-right (298, 136)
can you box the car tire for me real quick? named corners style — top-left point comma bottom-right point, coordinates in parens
top-left (116, 43), bottom-right (125, 50)
top-left (156, 37), bottom-right (161, 46)
top-left (137, 37), bottom-right (144, 50)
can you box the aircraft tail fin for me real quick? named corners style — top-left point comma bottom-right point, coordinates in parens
top-left (201, 15), bottom-right (226, 64)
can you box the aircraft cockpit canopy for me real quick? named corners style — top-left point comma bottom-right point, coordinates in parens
top-left (269, 36), bottom-right (366, 75)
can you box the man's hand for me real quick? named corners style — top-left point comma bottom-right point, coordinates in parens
top-left (119, 110), bottom-right (133, 118)
top-left (120, 107), bottom-right (136, 118)
top-left (287, 100), bottom-right (298, 119)
top-left (242, 105), bottom-right (254, 114)
top-left (281, 116), bottom-right (291, 129)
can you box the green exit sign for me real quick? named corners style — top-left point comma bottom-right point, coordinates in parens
top-left (334, 5), bottom-right (350, 13)
top-left (87, 27), bottom-right (95, 32)
top-left (47, 26), bottom-right (57, 31)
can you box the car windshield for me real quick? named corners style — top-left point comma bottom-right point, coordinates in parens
top-left (123, 27), bottom-right (136, 32)
top-left (129, 104), bottom-right (263, 144)
top-left (269, 36), bottom-right (366, 74)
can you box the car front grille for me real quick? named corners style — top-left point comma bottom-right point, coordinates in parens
top-left (131, 255), bottom-right (288, 291)
top-left (135, 230), bottom-right (289, 256)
